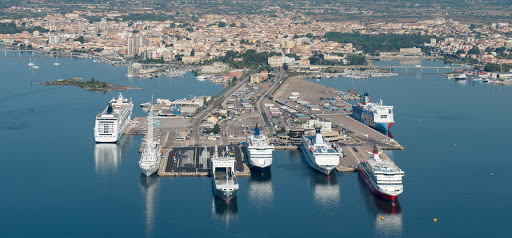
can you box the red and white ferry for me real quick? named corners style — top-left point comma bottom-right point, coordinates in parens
top-left (358, 147), bottom-right (404, 203)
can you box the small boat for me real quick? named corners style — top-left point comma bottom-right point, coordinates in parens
top-left (140, 102), bottom-right (151, 108)
top-left (53, 56), bottom-right (60, 66)
top-left (348, 89), bottom-right (357, 94)
top-left (28, 57), bottom-right (35, 66)
top-left (454, 73), bottom-right (467, 80)
top-left (196, 75), bottom-right (207, 81)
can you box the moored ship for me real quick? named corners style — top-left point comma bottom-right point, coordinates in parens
top-left (352, 92), bottom-right (394, 132)
top-left (139, 105), bottom-right (162, 177)
top-left (300, 126), bottom-right (342, 175)
top-left (211, 146), bottom-right (239, 203)
top-left (245, 124), bottom-right (274, 169)
top-left (358, 147), bottom-right (404, 203)
top-left (94, 93), bottom-right (133, 143)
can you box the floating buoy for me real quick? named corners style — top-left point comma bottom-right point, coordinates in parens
top-left (261, 173), bottom-right (264, 176)
top-left (381, 217), bottom-right (385, 220)
top-left (453, 144), bottom-right (456, 146)
top-left (392, 203), bottom-right (396, 206)
top-left (491, 173), bottom-right (494, 176)
top-left (433, 218), bottom-right (437, 223)
top-left (419, 120), bottom-right (421, 122)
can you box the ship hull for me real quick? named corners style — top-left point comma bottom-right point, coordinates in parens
top-left (352, 109), bottom-right (394, 132)
top-left (358, 165), bottom-right (398, 203)
top-left (94, 94), bottom-right (133, 143)
top-left (242, 145), bottom-right (273, 169)
top-left (248, 157), bottom-right (272, 169)
top-left (95, 135), bottom-right (119, 143)
top-left (139, 153), bottom-right (162, 177)
top-left (374, 122), bottom-right (394, 131)
top-left (141, 166), bottom-right (159, 177)
top-left (300, 147), bottom-right (334, 175)
top-left (94, 114), bottom-right (132, 143)
top-left (212, 181), bottom-right (238, 203)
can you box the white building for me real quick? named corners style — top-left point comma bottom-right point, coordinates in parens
top-left (128, 36), bottom-right (145, 56)
top-left (48, 35), bottom-right (59, 45)
top-left (268, 55), bottom-right (283, 67)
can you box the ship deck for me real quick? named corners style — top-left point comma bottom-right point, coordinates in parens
top-left (336, 146), bottom-right (396, 172)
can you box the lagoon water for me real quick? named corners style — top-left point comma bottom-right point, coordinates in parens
top-left (1, 53), bottom-right (511, 237)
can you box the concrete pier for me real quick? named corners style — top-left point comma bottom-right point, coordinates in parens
top-left (158, 145), bottom-right (250, 177)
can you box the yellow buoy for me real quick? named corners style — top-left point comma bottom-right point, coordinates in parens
top-left (433, 218), bottom-right (437, 223)
top-left (419, 120), bottom-right (421, 122)
top-left (454, 144), bottom-right (456, 146)
top-left (381, 217), bottom-right (385, 220)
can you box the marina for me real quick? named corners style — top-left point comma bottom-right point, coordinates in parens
top-left (3, 52), bottom-right (511, 237)
top-left (119, 67), bottom-right (405, 179)
top-left (118, 65), bottom-right (407, 179)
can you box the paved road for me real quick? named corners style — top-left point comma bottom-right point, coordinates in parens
top-left (190, 72), bottom-right (251, 146)
top-left (255, 67), bottom-right (286, 129)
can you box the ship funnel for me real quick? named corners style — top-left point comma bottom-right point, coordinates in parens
top-left (372, 146), bottom-right (381, 161)
top-left (118, 93), bottom-right (124, 104)
top-left (252, 123), bottom-right (261, 136)
top-left (363, 92), bottom-right (369, 105)
top-left (106, 104), bottom-right (113, 114)
top-left (314, 124), bottom-right (323, 144)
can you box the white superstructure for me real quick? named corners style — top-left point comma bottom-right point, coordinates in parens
top-left (245, 125), bottom-right (274, 169)
top-left (211, 146), bottom-right (239, 203)
top-left (353, 92), bottom-right (394, 131)
top-left (300, 127), bottom-right (342, 175)
top-left (94, 93), bottom-right (133, 143)
top-left (139, 106), bottom-right (162, 177)
top-left (363, 99), bottom-right (394, 126)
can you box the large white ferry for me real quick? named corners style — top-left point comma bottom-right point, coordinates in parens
top-left (94, 93), bottom-right (133, 143)
top-left (211, 146), bottom-right (239, 203)
top-left (300, 127), bottom-right (342, 175)
top-left (358, 147), bottom-right (404, 203)
top-left (352, 92), bottom-right (394, 132)
top-left (245, 124), bottom-right (274, 169)
top-left (139, 106), bottom-right (162, 177)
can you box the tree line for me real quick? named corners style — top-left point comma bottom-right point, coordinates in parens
top-left (325, 32), bottom-right (436, 55)
top-left (0, 22), bottom-right (48, 34)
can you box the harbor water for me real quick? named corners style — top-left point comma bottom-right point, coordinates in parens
top-left (1, 53), bottom-right (510, 237)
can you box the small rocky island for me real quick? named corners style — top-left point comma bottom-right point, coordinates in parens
top-left (40, 78), bottom-right (139, 92)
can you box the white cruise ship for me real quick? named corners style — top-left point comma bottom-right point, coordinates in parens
top-left (358, 147), bottom-right (404, 203)
top-left (211, 146), bottom-right (239, 203)
top-left (139, 106), bottom-right (162, 177)
top-left (245, 124), bottom-right (274, 169)
top-left (300, 127), bottom-right (342, 175)
top-left (94, 93), bottom-right (133, 143)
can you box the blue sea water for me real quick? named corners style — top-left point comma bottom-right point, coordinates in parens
top-left (1, 53), bottom-right (511, 237)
